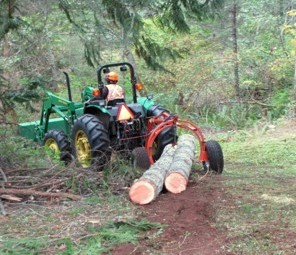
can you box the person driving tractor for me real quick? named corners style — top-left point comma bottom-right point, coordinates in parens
top-left (102, 71), bottom-right (125, 105)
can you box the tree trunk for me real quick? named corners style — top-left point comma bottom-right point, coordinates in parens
top-left (46, 35), bottom-right (58, 90)
top-left (129, 144), bottom-right (176, 205)
top-left (294, 55), bottom-right (296, 90)
top-left (231, 1), bottom-right (240, 100)
top-left (121, 25), bottom-right (147, 96)
top-left (165, 134), bottom-right (197, 194)
top-left (293, 54), bottom-right (296, 116)
top-left (278, 0), bottom-right (284, 17)
top-left (1, 34), bottom-right (18, 124)
top-left (280, 7), bottom-right (289, 56)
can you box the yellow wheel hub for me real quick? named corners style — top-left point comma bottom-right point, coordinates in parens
top-left (44, 138), bottom-right (60, 158)
top-left (75, 130), bottom-right (91, 168)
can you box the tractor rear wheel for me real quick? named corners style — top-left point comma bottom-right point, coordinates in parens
top-left (44, 130), bottom-right (72, 163)
top-left (204, 140), bottom-right (224, 174)
top-left (131, 147), bottom-right (151, 170)
top-left (72, 114), bottom-right (110, 169)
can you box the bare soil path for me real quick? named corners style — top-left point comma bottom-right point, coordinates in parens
top-left (111, 176), bottom-right (233, 255)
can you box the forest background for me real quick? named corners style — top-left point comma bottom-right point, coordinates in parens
top-left (1, 0), bottom-right (296, 130)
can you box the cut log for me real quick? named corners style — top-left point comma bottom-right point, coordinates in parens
top-left (129, 144), bottom-right (176, 205)
top-left (165, 134), bottom-right (197, 194)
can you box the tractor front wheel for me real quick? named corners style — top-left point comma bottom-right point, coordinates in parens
top-left (131, 147), bottom-right (151, 170)
top-left (44, 130), bottom-right (72, 163)
top-left (72, 114), bottom-right (110, 169)
top-left (204, 140), bottom-right (224, 174)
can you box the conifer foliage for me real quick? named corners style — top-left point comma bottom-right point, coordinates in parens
top-left (58, 0), bottom-right (224, 69)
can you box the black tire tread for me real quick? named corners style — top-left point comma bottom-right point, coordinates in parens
top-left (132, 147), bottom-right (151, 170)
top-left (72, 114), bottom-right (110, 169)
top-left (205, 140), bottom-right (224, 174)
top-left (43, 130), bottom-right (71, 162)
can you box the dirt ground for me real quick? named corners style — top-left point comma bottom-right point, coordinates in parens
top-left (111, 176), bottom-right (233, 255)
top-left (108, 118), bottom-right (296, 255)
top-left (2, 119), bottom-right (295, 254)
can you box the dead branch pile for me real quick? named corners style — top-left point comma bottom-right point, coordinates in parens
top-left (0, 159), bottom-right (121, 209)
top-left (0, 147), bottom-right (148, 212)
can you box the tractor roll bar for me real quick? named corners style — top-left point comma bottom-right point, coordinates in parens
top-left (97, 62), bottom-right (137, 103)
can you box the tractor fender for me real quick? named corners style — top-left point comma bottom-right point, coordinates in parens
top-left (137, 97), bottom-right (155, 114)
top-left (84, 104), bottom-right (111, 116)
top-left (147, 104), bottom-right (171, 117)
top-left (84, 105), bottom-right (111, 129)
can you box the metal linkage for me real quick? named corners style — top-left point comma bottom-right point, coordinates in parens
top-left (145, 114), bottom-right (208, 164)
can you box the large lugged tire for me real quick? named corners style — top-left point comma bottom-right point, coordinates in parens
top-left (205, 140), bottom-right (224, 174)
top-left (72, 114), bottom-right (110, 169)
top-left (43, 130), bottom-right (72, 163)
top-left (131, 147), bottom-right (151, 170)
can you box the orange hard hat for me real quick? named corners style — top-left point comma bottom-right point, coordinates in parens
top-left (106, 71), bottom-right (118, 82)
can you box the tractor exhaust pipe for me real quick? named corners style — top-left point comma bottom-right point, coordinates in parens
top-left (63, 72), bottom-right (72, 102)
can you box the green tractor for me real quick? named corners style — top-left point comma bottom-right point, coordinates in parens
top-left (18, 62), bottom-right (224, 173)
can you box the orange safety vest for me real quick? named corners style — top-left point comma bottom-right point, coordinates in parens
top-left (105, 84), bottom-right (125, 102)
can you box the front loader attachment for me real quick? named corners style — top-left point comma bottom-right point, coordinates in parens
top-left (18, 91), bottom-right (84, 144)
top-left (18, 118), bottom-right (70, 143)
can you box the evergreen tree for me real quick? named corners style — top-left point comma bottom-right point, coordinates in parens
top-left (58, 0), bottom-right (224, 70)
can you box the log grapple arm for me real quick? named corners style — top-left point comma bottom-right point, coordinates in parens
top-left (145, 114), bottom-right (208, 164)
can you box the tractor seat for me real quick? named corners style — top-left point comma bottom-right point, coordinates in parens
top-left (107, 99), bottom-right (125, 106)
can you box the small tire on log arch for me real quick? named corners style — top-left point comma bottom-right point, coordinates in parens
top-left (43, 130), bottom-right (72, 163)
top-left (204, 140), bottom-right (224, 173)
top-left (131, 147), bottom-right (151, 170)
top-left (72, 114), bottom-right (111, 170)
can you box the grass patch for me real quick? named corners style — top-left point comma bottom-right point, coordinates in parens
top-left (222, 132), bottom-right (296, 169)
top-left (215, 125), bottom-right (296, 254)
top-left (55, 220), bottom-right (162, 255)
top-left (0, 237), bottom-right (48, 255)
top-left (0, 126), bottom-right (56, 168)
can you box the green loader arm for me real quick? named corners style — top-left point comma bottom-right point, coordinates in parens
top-left (18, 91), bottom-right (83, 143)
top-left (39, 92), bottom-right (83, 139)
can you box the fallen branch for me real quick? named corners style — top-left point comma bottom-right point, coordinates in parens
top-left (165, 134), bottom-right (197, 194)
top-left (129, 144), bottom-right (175, 205)
top-left (0, 199), bottom-right (6, 215)
top-left (0, 188), bottom-right (82, 201)
top-left (0, 194), bottom-right (22, 202)
top-left (251, 98), bottom-right (273, 107)
top-left (0, 167), bottom-right (7, 182)
top-left (11, 178), bottom-right (68, 190)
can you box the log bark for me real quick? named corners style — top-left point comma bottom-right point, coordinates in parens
top-left (129, 144), bottom-right (176, 205)
top-left (0, 188), bottom-right (82, 201)
top-left (165, 134), bottom-right (197, 194)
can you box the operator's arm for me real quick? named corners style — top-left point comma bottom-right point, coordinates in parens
top-left (100, 86), bottom-right (109, 99)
